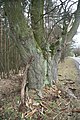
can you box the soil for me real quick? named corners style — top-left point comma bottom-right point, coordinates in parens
top-left (0, 75), bottom-right (22, 99)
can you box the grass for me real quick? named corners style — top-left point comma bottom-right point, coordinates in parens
top-left (58, 57), bottom-right (79, 81)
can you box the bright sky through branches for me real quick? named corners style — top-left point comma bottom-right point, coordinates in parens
top-left (73, 25), bottom-right (80, 47)
top-left (56, 0), bottom-right (80, 47)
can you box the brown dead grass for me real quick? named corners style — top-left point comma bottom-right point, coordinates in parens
top-left (58, 57), bottom-right (80, 99)
top-left (58, 57), bottom-right (79, 81)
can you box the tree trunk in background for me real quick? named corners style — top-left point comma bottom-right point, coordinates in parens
top-left (60, 0), bottom-right (80, 62)
top-left (50, 50), bottom-right (61, 83)
top-left (60, 35), bottom-right (66, 62)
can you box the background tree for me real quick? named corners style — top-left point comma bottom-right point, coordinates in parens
top-left (0, 5), bottom-right (21, 78)
top-left (60, 0), bottom-right (80, 61)
top-left (73, 47), bottom-right (80, 57)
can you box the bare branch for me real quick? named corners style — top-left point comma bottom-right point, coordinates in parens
top-left (67, 0), bottom-right (80, 42)
top-left (35, 0), bottom-right (69, 24)
top-left (47, 16), bottom-right (66, 40)
top-left (68, 1), bottom-right (78, 12)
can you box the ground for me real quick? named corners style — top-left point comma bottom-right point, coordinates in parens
top-left (0, 57), bottom-right (80, 120)
top-left (58, 57), bottom-right (80, 99)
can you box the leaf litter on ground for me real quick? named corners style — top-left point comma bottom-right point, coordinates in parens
top-left (0, 57), bottom-right (80, 119)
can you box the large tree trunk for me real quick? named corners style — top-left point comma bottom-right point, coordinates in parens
top-left (3, 0), bottom-right (60, 91)
top-left (11, 29), bottom-right (45, 90)
top-left (30, 0), bottom-right (60, 86)
top-left (4, 0), bottom-right (45, 90)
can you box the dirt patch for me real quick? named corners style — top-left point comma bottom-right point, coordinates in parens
top-left (0, 75), bottom-right (22, 100)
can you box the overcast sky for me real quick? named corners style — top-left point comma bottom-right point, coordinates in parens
top-left (73, 25), bottom-right (80, 47)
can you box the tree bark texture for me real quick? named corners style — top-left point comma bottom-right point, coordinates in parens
top-left (3, 0), bottom-right (60, 90)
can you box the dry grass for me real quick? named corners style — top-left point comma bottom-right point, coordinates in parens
top-left (58, 57), bottom-right (79, 81)
top-left (58, 57), bottom-right (80, 100)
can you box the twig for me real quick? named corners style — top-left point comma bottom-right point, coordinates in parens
top-left (72, 109), bottom-right (80, 113)
top-left (53, 111), bottom-right (63, 120)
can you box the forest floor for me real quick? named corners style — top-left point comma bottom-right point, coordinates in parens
top-left (0, 57), bottom-right (80, 120)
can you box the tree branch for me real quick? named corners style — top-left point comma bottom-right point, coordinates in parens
top-left (67, 0), bottom-right (80, 42)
